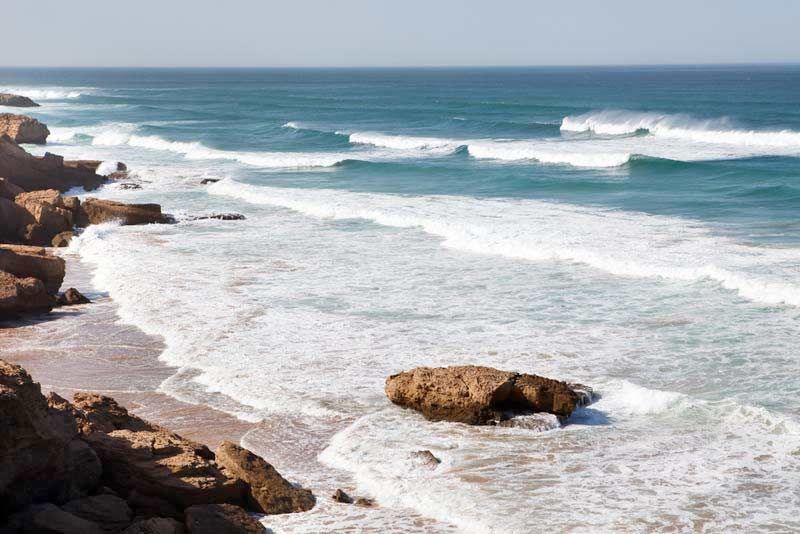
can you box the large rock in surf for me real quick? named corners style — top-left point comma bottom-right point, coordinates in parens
top-left (214, 441), bottom-right (315, 515)
top-left (71, 393), bottom-right (246, 510)
top-left (0, 93), bottom-right (40, 108)
top-left (0, 113), bottom-right (49, 144)
top-left (0, 135), bottom-right (104, 192)
top-left (385, 365), bottom-right (586, 425)
top-left (77, 198), bottom-right (171, 226)
top-left (0, 244), bottom-right (65, 294)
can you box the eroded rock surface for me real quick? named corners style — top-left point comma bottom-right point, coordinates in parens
top-left (385, 365), bottom-right (587, 424)
top-left (0, 93), bottom-right (40, 108)
top-left (77, 198), bottom-right (171, 226)
top-left (215, 441), bottom-right (314, 515)
top-left (0, 113), bottom-right (49, 144)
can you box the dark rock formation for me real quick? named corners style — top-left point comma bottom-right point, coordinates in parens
top-left (0, 135), bottom-right (104, 192)
top-left (0, 177), bottom-right (24, 200)
top-left (184, 504), bottom-right (264, 534)
top-left (62, 494), bottom-right (133, 533)
top-left (215, 441), bottom-right (314, 514)
top-left (186, 213), bottom-right (246, 221)
top-left (199, 179), bottom-right (219, 185)
top-left (122, 517), bottom-right (186, 534)
top-left (385, 365), bottom-right (588, 425)
top-left (77, 198), bottom-right (171, 226)
top-left (0, 114), bottom-right (49, 144)
top-left (0, 93), bottom-right (40, 108)
top-left (57, 288), bottom-right (91, 307)
top-left (331, 489), bottom-right (352, 504)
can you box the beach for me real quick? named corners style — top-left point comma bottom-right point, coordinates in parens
top-left (1, 67), bottom-right (800, 532)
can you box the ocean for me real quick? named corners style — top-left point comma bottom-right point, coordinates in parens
top-left (2, 66), bottom-right (799, 532)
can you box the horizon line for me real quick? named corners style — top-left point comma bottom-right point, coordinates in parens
top-left (1, 61), bottom-right (800, 70)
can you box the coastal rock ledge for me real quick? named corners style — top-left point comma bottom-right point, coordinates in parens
top-left (385, 365), bottom-right (592, 425)
top-left (0, 359), bottom-right (315, 533)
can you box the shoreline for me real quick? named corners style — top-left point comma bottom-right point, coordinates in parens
top-left (1, 249), bottom-right (452, 532)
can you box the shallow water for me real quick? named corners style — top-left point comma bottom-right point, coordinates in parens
top-left (2, 67), bottom-right (799, 532)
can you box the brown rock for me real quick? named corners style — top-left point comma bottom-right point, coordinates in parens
top-left (77, 198), bottom-right (171, 227)
top-left (62, 196), bottom-right (80, 213)
top-left (56, 288), bottom-right (91, 307)
top-left (0, 113), bottom-right (49, 144)
top-left (0, 270), bottom-right (54, 318)
top-left (0, 245), bottom-right (65, 294)
top-left (331, 489), bottom-right (352, 504)
top-left (355, 497), bottom-right (375, 507)
top-left (122, 517), bottom-right (186, 534)
top-left (0, 177), bottom-right (24, 200)
top-left (0, 93), bottom-right (40, 108)
top-left (18, 503), bottom-right (104, 534)
top-left (62, 495), bottom-right (132, 533)
top-left (72, 393), bottom-right (245, 510)
top-left (125, 491), bottom-right (182, 521)
top-left (214, 441), bottom-right (314, 515)
top-left (52, 231), bottom-right (74, 248)
top-left (0, 197), bottom-right (30, 242)
top-left (0, 361), bottom-right (74, 517)
top-left (64, 160), bottom-right (126, 174)
top-left (14, 189), bottom-right (73, 246)
top-left (184, 504), bottom-right (264, 534)
top-left (385, 365), bottom-right (585, 424)
top-left (409, 450), bottom-right (441, 470)
top-left (0, 135), bottom-right (104, 192)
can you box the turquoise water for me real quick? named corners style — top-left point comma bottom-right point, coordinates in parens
top-left (3, 67), bottom-right (800, 532)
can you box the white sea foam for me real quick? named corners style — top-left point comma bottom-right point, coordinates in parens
top-left (562, 110), bottom-right (800, 147)
top-left (467, 140), bottom-right (632, 167)
top-left (208, 180), bottom-right (800, 307)
top-left (0, 86), bottom-right (89, 100)
top-left (349, 131), bottom-right (463, 154)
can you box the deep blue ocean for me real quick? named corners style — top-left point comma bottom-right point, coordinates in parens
top-left (2, 67), bottom-right (799, 532)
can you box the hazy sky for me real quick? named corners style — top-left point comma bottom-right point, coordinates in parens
top-left (4, 0), bottom-right (800, 67)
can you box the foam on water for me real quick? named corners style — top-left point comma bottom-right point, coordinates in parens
top-left (208, 179), bottom-right (800, 307)
top-left (562, 110), bottom-right (800, 147)
top-left (0, 86), bottom-right (90, 100)
top-left (349, 131), bottom-right (463, 154)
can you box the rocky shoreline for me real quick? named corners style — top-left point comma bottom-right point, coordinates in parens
top-left (0, 99), bottom-right (594, 532)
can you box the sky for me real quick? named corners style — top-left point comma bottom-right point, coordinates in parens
top-left (4, 0), bottom-right (800, 67)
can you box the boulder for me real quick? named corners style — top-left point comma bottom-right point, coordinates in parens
top-left (13, 503), bottom-right (104, 534)
top-left (214, 441), bottom-right (314, 515)
top-left (71, 393), bottom-right (245, 510)
top-left (187, 213), bottom-right (246, 221)
top-left (56, 288), bottom-right (91, 307)
top-left (0, 270), bottom-right (54, 318)
top-left (0, 113), bottom-right (49, 144)
top-left (0, 245), bottom-right (65, 294)
top-left (0, 361), bottom-right (74, 517)
top-left (409, 450), bottom-right (441, 470)
top-left (122, 518), bottom-right (186, 534)
top-left (184, 504), bottom-right (264, 534)
top-left (52, 231), bottom-right (74, 248)
top-left (0, 93), bottom-right (40, 108)
top-left (0, 177), bottom-right (24, 200)
top-left (199, 179), bottom-right (219, 185)
top-left (61, 495), bottom-right (132, 533)
top-left (14, 190), bottom-right (73, 246)
top-left (77, 198), bottom-right (171, 227)
top-left (331, 489), bottom-right (352, 504)
top-left (125, 491), bottom-right (182, 521)
top-left (0, 197), bottom-right (31, 242)
top-left (385, 365), bottom-right (585, 425)
top-left (0, 135), bottom-right (104, 192)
